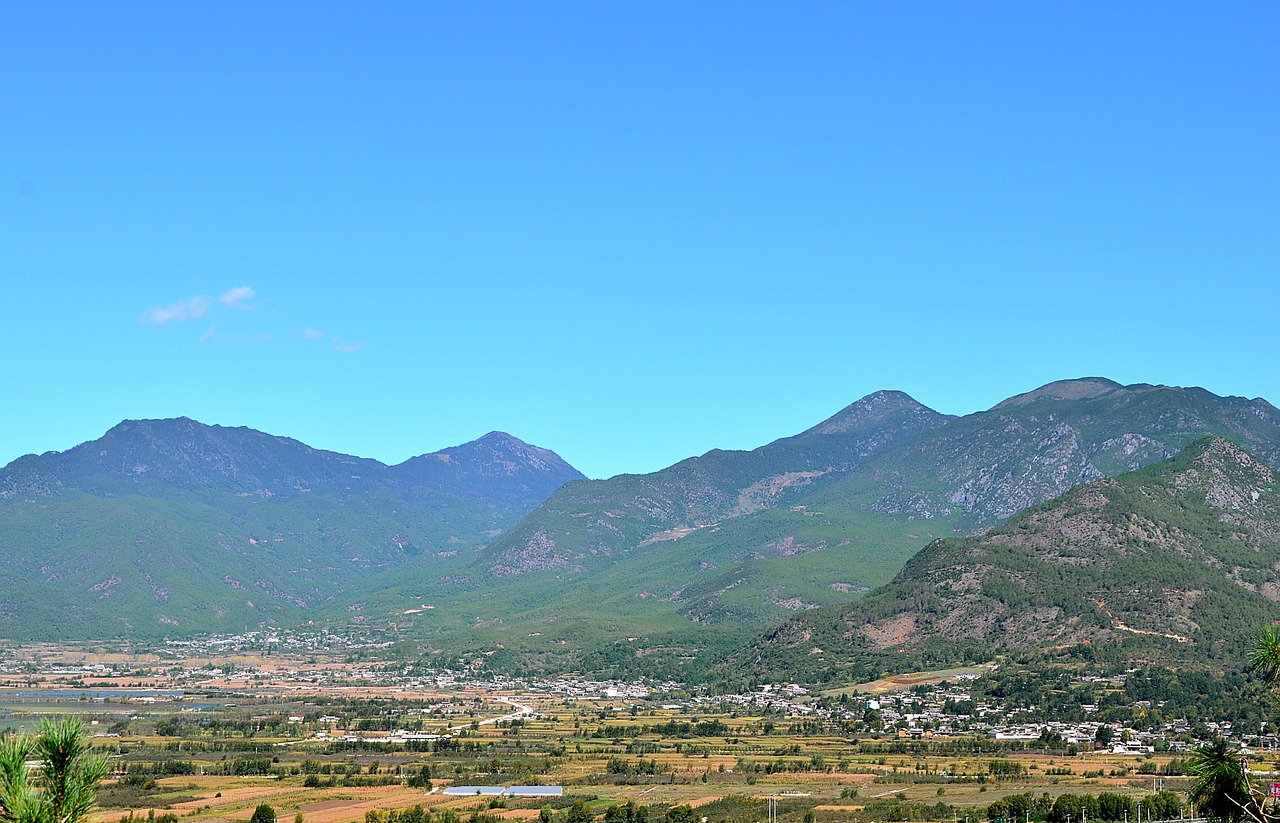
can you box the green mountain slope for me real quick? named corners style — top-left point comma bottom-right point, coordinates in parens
top-left (621, 380), bottom-right (1280, 626)
top-left (738, 436), bottom-right (1280, 683)
top-left (0, 420), bottom-right (582, 640)
top-left (479, 390), bottom-right (953, 576)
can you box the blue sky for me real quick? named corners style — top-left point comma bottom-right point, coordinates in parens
top-left (2, 2), bottom-right (1277, 479)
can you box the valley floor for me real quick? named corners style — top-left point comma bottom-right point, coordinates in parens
top-left (0, 639), bottom-right (1250, 823)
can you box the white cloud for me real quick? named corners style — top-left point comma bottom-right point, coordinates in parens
top-left (301, 327), bottom-right (326, 340)
top-left (331, 336), bottom-right (366, 353)
top-left (219, 286), bottom-right (256, 309)
top-left (199, 324), bottom-right (219, 344)
top-left (139, 296), bottom-right (210, 325)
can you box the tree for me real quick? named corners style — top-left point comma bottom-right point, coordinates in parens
top-left (1143, 791), bottom-right (1184, 821)
top-left (407, 766), bottom-right (432, 790)
top-left (1187, 739), bottom-right (1254, 823)
top-left (1097, 793), bottom-right (1134, 822)
top-left (604, 803), bottom-right (646, 823)
top-left (1184, 627), bottom-right (1280, 823)
top-left (1248, 626), bottom-right (1280, 688)
top-left (0, 717), bottom-right (107, 823)
top-left (563, 801), bottom-right (593, 823)
top-left (250, 805), bottom-right (277, 823)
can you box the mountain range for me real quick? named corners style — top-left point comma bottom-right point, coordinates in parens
top-left (0, 421), bottom-right (582, 639)
top-left (388, 378), bottom-right (1280, 678)
top-left (3, 377), bottom-right (1280, 681)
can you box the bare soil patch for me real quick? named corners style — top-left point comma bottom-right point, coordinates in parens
top-left (684, 797), bottom-right (721, 808)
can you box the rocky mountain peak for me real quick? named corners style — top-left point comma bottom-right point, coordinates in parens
top-left (391, 431), bottom-right (585, 506)
top-left (475, 430), bottom-right (523, 446)
top-left (802, 390), bottom-right (949, 437)
top-left (419, 431), bottom-right (581, 474)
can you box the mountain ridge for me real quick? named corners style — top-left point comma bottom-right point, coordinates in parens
top-left (0, 417), bottom-right (584, 507)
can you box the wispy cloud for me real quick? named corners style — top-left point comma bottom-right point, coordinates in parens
top-left (139, 296), bottom-right (211, 326)
top-left (330, 336), bottom-right (366, 353)
top-left (218, 286), bottom-right (256, 310)
top-left (141, 285), bottom-right (254, 326)
top-left (301, 327), bottom-right (326, 341)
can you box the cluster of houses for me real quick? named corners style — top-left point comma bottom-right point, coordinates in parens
top-left (692, 683), bottom-right (817, 715)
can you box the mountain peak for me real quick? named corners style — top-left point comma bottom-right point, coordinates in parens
top-left (473, 431), bottom-right (527, 447)
top-left (101, 415), bottom-right (204, 438)
top-left (435, 431), bottom-right (578, 469)
top-left (800, 390), bottom-right (949, 437)
top-left (992, 377), bottom-right (1124, 410)
top-left (392, 432), bottom-right (585, 507)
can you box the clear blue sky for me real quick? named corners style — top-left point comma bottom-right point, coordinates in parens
top-left (2, 2), bottom-right (1277, 479)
